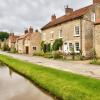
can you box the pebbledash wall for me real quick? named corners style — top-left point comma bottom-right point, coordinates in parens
top-left (41, 2), bottom-right (100, 58)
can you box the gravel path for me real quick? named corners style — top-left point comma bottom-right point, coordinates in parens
top-left (0, 51), bottom-right (100, 79)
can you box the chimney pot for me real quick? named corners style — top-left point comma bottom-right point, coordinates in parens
top-left (65, 5), bottom-right (73, 15)
top-left (28, 26), bottom-right (33, 33)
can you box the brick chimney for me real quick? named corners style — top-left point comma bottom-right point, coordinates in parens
top-left (24, 29), bottom-right (28, 34)
top-left (51, 14), bottom-right (56, 21)
top-left (28, 26), bottom-right (33, 33)
top-left (65, 5), bottom-right (73, 15)
top-left (10, 33), bottom-right (14, 36)
top-left (93, 0), bottom-right (100, 4)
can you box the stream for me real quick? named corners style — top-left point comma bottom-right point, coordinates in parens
top-left (0, 65), bottom-right (54, 100)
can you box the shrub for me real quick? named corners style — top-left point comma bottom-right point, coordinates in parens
top-left (44, 52), bottom-right (53, 58)
top-left (33, 51), bottom-right (44, 56)
top-left (53, 39), bottom-right (63, 51)
top-left (10, 48), bottom-right (17, 53)
top-left (52, 51), bottom-right (63, 59)
top-left (2, 43), bottom-right (10, 51)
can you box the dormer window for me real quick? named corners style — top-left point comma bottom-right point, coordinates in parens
top-left (59, 30), bottom-right (63, 38)
top-left (74, 26), bottom-right (80, 36)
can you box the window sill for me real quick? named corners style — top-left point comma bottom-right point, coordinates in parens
top-left (59, 37), bottom-right (63, 39)
top-left (74, 35), bottom-right (80, 37)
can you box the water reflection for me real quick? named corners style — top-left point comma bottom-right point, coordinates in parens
top-left (0, 66), bottom-right (54, 100)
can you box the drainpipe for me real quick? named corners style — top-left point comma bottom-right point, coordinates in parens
top-left (80, 18), bottom-right (83, 54)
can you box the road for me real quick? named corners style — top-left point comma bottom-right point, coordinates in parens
top-left (0, 51), bottom-right (100, 79)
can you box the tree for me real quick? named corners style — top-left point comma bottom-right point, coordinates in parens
top-left (0, 32), bottom-right (9, 41)
top-left (53, 39), bottom-right (63, 51)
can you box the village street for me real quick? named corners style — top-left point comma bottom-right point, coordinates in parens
top-left (1, 51), bottom-right (100, 79)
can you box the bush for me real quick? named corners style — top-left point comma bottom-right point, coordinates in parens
top-left (53, 39), bottom-right (63, 51)
top-left (52, 51), bottom-right (63, 59)
top-left (2, 43), bottom-right (10, 51)
top-left (10, 48), bottom-right (17, 53)
top-left (33, 51), bottom-right (44, 56)
top-left (44, 52), bottom-right (53, 58)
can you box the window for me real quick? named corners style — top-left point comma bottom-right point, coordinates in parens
top-left (59, 30), bottom-right (63, 38)
top-left (50, 31), bottom-right (54, 40)
top-left (33, 47), bottom-right (36, 50)
top-left (69, 43), bottom-right (73, 52)
top-left (75, 42), bottom-right (80, 53)
top-left (43, 33), bottom-right (46, 41)
top-left (74, 26), bottom-right (80, 36)
top-left (91, 12), bottom-right (96, 22)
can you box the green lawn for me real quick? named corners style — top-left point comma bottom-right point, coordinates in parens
top-left (0, 54), bottom-right (100, 100)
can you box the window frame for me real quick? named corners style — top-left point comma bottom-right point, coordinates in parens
top-left (74, 42), bottom-right (80, 53)
top-left (74, 26), bottom-right (80, 37)
top-left (59, 30), bottom-right (63, 38)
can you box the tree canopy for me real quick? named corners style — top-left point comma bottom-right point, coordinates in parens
top-left (0, 32), bottom-right (9, 41)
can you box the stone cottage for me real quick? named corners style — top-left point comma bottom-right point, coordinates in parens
top-left (16, 27), bottom-right (41, 55)
top-left (94, 18), bottom-right (100, 57)
top-left (41, 0), bottom-right (100, 58)
top-left (7, 33), bottom-right (19, 49)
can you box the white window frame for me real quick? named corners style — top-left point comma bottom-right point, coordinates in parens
top-left (74, 42), bottom-right (80, 53)
top-left (68, 42), bottom-right (73, 53)
top-left (74, 26), bottom-right (80, 37)
top-left (59, 30), bottom-right (63, 38)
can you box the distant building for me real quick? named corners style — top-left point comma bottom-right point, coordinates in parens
top-left (7, 33), bottom-right (19, 49)
top-left (41, 0), bottom-right (100, 58)
top-left (17, 27), bottom-right (41, 55)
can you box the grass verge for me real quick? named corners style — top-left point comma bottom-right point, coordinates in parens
top-left (0, 54), bottom-right (100, 100)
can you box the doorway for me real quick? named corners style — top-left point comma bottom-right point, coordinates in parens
top-left (26, 46), bottom-right (29, 54)
top-left (64, 42), bottom-right (68, 53)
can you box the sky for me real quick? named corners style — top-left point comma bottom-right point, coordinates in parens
top-left (0, 0), bottom-right (93, 34)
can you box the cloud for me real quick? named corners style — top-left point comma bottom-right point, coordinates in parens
top-left (0, 0), bottom-right (92, 34)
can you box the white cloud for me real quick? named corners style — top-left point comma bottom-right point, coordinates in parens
top-left (0, 0), bottom-right (92, 34)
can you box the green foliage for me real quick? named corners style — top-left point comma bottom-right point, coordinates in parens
top-left (41, 41), bottom-right (46, 53)
top-left (0, 55), bottom-right (100, 100)
top-left (46, 43), bottom-right (51, 52)
top-left (33, 51), bottom-right (45, 56)
top-left (0, 32), bottom-right (9, 41)
top-left (53, 39), bottom-right (63, 51)
top-left (2, 42), bottom-right (10, 51)
top-left (41, 41), bottom-right (51, 53)
top-left (52, 51), bottom-right (63, 59)
top-left (10, 48), bottom-right (17, 53)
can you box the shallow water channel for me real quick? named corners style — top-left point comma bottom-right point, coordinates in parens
top-left (0, 65), bottom-right (54, 100)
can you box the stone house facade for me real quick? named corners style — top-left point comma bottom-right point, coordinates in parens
top-left (7, 33), bottom-right (19, 49)
top-left (16, 27), bottom-right (41, 55)
top-left (94, 19), bottom-right (100, 57)
top-left (41, 0), bottom-right (100, 58)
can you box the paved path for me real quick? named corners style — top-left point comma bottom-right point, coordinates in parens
top-left (0, 51), bottom-right (100, 79)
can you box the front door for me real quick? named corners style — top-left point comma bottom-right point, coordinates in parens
top-left (64, 42), bottom-right (68, 53)
top-left (26, 46), bottom-right (29, 54)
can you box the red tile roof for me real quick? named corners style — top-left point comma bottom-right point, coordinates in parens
top-left (8, 35), bottom-right (19, 43)
top-left (17, 32), bottom-right (32, 40)
top-left (41, 5), bottom-right (93, 30)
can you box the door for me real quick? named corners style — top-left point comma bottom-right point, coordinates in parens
top-left (64, 42), bottom-right (68, 53)
top-left (26, 46), bottom-right (29, 54)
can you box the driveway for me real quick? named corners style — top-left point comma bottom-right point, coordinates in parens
top-left (0, 51), bottom-right (100, 79)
